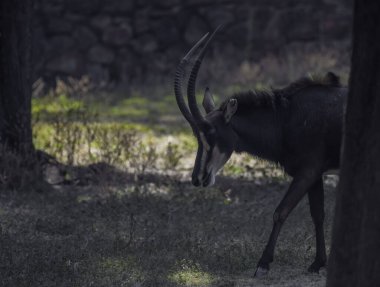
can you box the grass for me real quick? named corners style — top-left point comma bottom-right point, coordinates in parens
top-left (94, 256), bottom-right (145, 285)
top-left (0, 169), bottom-right (337, 286)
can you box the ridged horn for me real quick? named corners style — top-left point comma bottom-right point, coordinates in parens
top-left (174, 32), bottom-right (209, 132)
top-left (187, 25), bottom-right (223, 129)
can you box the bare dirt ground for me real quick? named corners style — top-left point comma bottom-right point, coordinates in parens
top-left (0, 167), bottom-right (337, 287)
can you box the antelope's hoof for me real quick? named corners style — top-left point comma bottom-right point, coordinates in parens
top-left (254, 266), bottom-right (269, 278)
top-left (307, 260), bottom-right (326, 273)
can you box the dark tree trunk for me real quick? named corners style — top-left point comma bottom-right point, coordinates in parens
top-left (327, 0), bottom-right (380, 286)
top-left (0, 0), bottom-right (34, 155)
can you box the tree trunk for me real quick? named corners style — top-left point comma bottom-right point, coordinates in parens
top-left (326, 0), bottom-right (380, 286)
top-left (0, 0), bottom-right (34, 155)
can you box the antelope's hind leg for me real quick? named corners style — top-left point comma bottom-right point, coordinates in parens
top-left (254, 168), bottom-right (323, 277)
top-left (307, 177), bottom-right (327, 272)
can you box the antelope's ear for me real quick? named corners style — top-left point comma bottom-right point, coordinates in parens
top-left (224, 98), bottom-right (238, 123)
top-left (202, 87), bottom-right (215, 113)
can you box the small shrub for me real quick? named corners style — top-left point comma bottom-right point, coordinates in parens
top-left (129, 138), bottom-right (158, 175)
top-left (163, 142), bottom-right (182, 171)
top-left (95, 125), bottom-right (137, 166)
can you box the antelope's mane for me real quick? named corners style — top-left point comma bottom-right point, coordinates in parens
top-left (220, 72), bottom-right (341, 113)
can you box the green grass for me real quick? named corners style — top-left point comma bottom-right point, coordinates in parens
top-left (168, 263), bottom-right (215, 286)
top-left (32, 92), bottom-right (178, 123)
top-left (32, 94), bottom-right (85, 116)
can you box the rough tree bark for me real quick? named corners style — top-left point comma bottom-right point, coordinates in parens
top-left (0, 0), bottom-right (34, 155)
top-left (327, 0), bottom-right (380, 286)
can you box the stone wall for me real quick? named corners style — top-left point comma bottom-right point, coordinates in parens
top-left (33, 0), bottom-right (353, 85)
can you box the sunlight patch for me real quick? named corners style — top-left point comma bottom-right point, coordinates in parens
top-left (168, 261), bottom-right (214, 286)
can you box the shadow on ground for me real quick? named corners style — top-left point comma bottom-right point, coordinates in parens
top-left (0, 166), bottom-right (336, 287)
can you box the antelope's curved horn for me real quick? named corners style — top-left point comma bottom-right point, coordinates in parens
top-left (174, 32), bottom-right (209, 132)
top-left (187, 25), bottom-right (223, 129)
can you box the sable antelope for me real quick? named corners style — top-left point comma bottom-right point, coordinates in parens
top-left (174, 27), bottom-right (346, 276)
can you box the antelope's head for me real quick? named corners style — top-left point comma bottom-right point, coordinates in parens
top-left (174, 27), bottom-right (238, 187)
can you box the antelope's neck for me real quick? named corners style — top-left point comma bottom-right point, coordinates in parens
top-left (231, 109), bottom-right (282, 163)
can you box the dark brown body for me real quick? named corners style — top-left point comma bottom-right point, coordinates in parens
top-left (229, 85), bottom-right (345, 176)
top-left (224, 80), bottom-right (346, 276)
